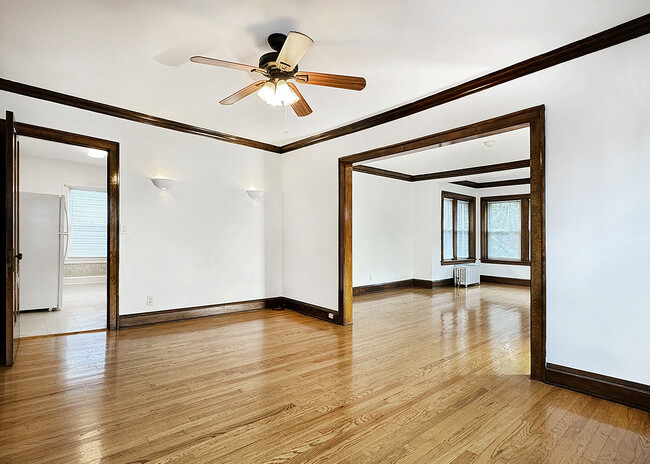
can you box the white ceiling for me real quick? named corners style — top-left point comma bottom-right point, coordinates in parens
top-left (365, 127), bottom-right (529, 181)
top-left (19, 136), bottom-right (107, 166)
top-left (0, 1), bottom-right (647, 145)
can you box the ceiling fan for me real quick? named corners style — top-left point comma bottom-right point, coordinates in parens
top-left (190, 32), bottom-right (366, 117)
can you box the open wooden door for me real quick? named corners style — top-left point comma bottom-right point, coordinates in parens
top-left (1, 111), bottom-right (20, 366)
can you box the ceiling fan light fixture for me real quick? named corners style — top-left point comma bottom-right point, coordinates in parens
top-left (257, 79), bottom-right (299, 107)
top-left (258, 81), bottom-right (276, 104)
top-left (276, 79), bottom-right (300, 105)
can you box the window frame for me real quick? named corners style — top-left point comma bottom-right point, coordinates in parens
top-left (480, 194), bottom-right (530, 265)
top-left (440, 191), bottom-right (476, 265)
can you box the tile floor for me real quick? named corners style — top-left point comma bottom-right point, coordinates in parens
top-left (20, 283), bottom-right (106, 337)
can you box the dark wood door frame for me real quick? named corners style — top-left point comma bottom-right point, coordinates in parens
top-left (338, 105), bottom-right (546, 381)
top-left (9, 122), bottom-right (120, 331)
top-left (1, 111), bottom-right (19, 365)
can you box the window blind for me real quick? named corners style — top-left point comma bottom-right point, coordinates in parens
top-left (67, 188), bottom-right (107, 258)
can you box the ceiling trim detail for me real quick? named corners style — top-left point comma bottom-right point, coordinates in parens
top-left (452, 178), bottom-right (530, 189)
top-left (0, 14), bottom-right (647, 155)
top-left (281, 13), bottom-right (650, 152)
top-left (353, 160), bottom-right (530, 183)
top-left (0, 78), bottom-right (281, 153)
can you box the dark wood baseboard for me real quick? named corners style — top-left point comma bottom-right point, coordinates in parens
top-left (353, 279), bottom-right (413, 296)
top-left (118, 297), bottom-right (282, 328)
top-left (118, 295), bottom-right (339, 328)
top-left (546, 363), bottom-right (650, 412)
top-left (354, 278), bottom-right (455, 294)
top-left (480, 275), bottom-right (531, 287)
top-left (413, 278), bottom-right (433, 289)
top-left (282, 297), bottom-right (337, 323)
top-left (413, 278), bottom-right (455, 288)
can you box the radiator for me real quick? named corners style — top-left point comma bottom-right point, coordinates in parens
top-left (453, 264), bottom-right (480, 287)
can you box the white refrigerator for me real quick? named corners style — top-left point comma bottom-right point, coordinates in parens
top-left (19, 192), bottom-right (68, 311)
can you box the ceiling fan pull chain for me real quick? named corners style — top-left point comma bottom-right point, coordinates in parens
top-left (284, 105), bottom-right (289, 133)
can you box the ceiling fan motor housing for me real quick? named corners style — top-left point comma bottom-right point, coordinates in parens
top-left (258, 52), bottom-right (279, 69)
top-left (260, 33), bottom-right (299, 73)
top-left (267, 33), bottom-right (287, 51)
top-left (259, 51), bottom-right (298, 74)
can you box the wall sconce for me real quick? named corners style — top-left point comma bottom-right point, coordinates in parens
top-left (246, 188), bottom-right (264, 201)
top-left (151, 177), bottom-right (177, 191)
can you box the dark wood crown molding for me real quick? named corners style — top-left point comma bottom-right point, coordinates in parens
top-left (453, 177), bottom-right (530, 189)
top-left (353, 160), bottom-right (530, 183)
top-left (352, 159), bottom-right (530, 184)
top-left (352, 165), bottom-right (412, 181)
top-left (2, 16), bottom-right (648, 156)
top-left (413, 159), bottom-right (529, 182)
top-left (281, 14), bottom-right (650, 153)
top-left (0, 78), bottom-right (281, 153)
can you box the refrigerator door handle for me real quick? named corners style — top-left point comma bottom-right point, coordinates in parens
top-left (57, 195), bottom-right (69, 310)
top-left (62, 196), bottom-right (69, 234)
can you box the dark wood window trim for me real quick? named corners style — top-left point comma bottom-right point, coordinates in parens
top-left (440, 191), bottom-right (476, 265)
top-left (480, 194), bottom-right (530, 266)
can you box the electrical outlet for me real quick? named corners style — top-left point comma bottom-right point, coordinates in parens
top-left (328, 313), bottom-right (334, 319)
top-left (146, 296), bottom-right (153, 306)
top-left (121, 223), bottom-right (129, 234)
top-left (369, 274), bottom-right (372, 281)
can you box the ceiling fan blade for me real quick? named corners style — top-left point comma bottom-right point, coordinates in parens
top-left (219, 80), bottom-right (266, 105)
top-left (287, 82), bottom-right (312, 117)
top-left (276, 32), bottom-right (314, 72)
top-left (190, 56), bottom-right (267, 75)
top-left (294, 71), bottom-right (366, 91)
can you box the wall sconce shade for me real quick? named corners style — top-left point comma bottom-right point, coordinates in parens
top-left (246, 189), bottom-right (264, 201)
top-left (151, 177), bottom-right (177, 191)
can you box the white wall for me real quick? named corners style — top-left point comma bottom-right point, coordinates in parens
top-left (355, 177), bottom-right (531, 284)
top-left (2, 91), bottom-right (283, 315)
top-left (282, 35), bottom-right (650, 384)
top-left (353, 172), bottom-right (412, 286)
top-left (19, 155), bottom-right (105, 195)
top-left (3, 33), bottom-right (648, 386)
top-left (411, 181), bottom-right (434, 281)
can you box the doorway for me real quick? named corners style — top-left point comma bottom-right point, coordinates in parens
top-left (338, 106), bottom-right (546, 381)
top-left (1, 112), bottom-right (120, 365)
top-left (19, 137), bottom-right (108, 336)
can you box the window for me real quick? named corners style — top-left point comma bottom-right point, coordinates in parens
top-left (67, 188), bottom-right (107, 258)
top-left (441, 191), bottom-right (476, 264)
top-left (480, 194), bottom-right (530, 265)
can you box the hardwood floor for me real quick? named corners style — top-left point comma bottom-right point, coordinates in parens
top-left (1, 284), bottom-right (648, 463)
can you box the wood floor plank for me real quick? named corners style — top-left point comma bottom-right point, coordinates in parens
top-left (0, 284), bottom-right (648, 463)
